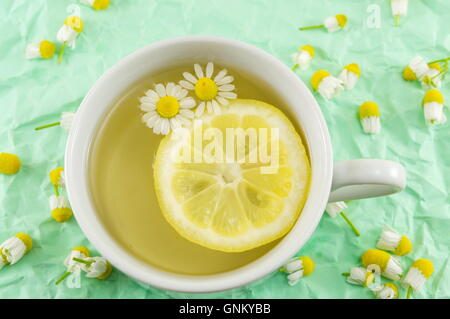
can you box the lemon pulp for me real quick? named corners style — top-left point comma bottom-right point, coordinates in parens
top-left (154, 99), bottom-right (310, 252)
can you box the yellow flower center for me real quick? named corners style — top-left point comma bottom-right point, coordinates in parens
top-left (364, 271), bottom-right (375, 287)
top-left (49, 167), bottom-right (64, 186)
top-left (336, 14), bottom-right (348, 28)
top-left (428, 63), bottom-right (442, 71)
top-left (64, 16), bottom-right (84, 33)
top-left (52, 208), bottom-right (73, 223)
top-left (0, 152), bottom-right (21, 175)
top-left (93, 0), bottom-right (110, 10)
top-left (423, 89), bottom-right (444, 105)
top-left (403, 66), bottom-right (417, 81)
top-left (412, 259), bottom-right (434, 278)
top-left (359, 101), bottom-right (380, 119)
top-left (311, 70), bottom-right (330, 91)
top-left (72, 246), bottom-right (90, 257)
top-left (0, 248), bottom-right (9, 264)
top-left (156, 96), bottom-right (180, 118)
top-left (394, 236), bottom-right (412, 256)
top-left (299, 256), bottom-right (315, 276)
top-left (362, 249), bottom-right (390, 271)
top-left (300, 45), bottom-right (315, 57)
top-left (195, 77), bottom-right (218, 101)
top-left (39, 40), bottom-right (56, 59)
top-left (15, 233), bottom-right (33, 252)
top-left (344, 63), bottom-right (361, 77)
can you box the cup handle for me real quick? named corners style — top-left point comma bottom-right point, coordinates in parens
top-left (328, 159), bottom-right (406, 203)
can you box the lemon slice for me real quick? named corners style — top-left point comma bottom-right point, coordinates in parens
top-left (154, 99), bottom-right (310, 252)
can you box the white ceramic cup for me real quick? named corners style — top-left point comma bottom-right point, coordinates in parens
top-left (65, 35), bottom-right (406, 293)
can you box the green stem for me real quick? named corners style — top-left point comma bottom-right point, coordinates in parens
top-left (339, 212), bottom-right (360, 237)
top-left (395, 15), bottom-right (400, 26)
top-left (299, 24), bottom-right (324, 31)
top-left (279, 267), bottom-right (286, 272)
top-left (35, 122), bottom-right (60, 130)
top-left (54, 185), bottom-right (59, 196)
top-left (292, 64), bottom-right (299, 71)
top-left (342, 272), bottom-right (350, 276)
top-left (72, 257), bottom-right (92, 265)
top-left (58, 42), bottom-right (66, 64)
top-left (406, 286), bottom-right (412, 299)
top-left (428, 57), bottom-right (450, 64)
top-left (55, 271), bottom-right (71, 285)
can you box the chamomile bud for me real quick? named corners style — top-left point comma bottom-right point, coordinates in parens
top-left (376, 228), bottom-right (412, 256)
top-left (345, 267), bottom-right (375, 287)
top-left (359, 101), bottom-right (381, 134)
top-left (403, 259), bottom-right (434, 297)
top-left (423, 89), bottom-right (446, 125)
top-left (291, 45), bottom-right (314, 71)
top-left (280, 256), bottom-right (314, 286)
top-left (362, 249), bottom-right (403, 281)
top-left (49, 195), bottom-right (73, 223)
top-left (0, 153), bottom-right (21, 175)
top-left (421, 63), bottom-right (443, 89)
top-left (390, 0), bottom-right (408, 26)
top-left (83, 257), bottom-right (112, 279)
top-left (49, 167), bottom-right (65, 187)
top-left (57, 16), bottom-right (83, 63)
top-left (311, 70), bottom-right (344, 99)
top-left (403, 56), bottom-right (430, 81)
top-left (0, 233), bottom-right (32, 265)
top-left (64, 246), bottom-right (90, 272)
top-left (25, 40), bottom-right (56, 59)
top-left (80, 0), bottom-right (110, 10)
top-left (299, 14), bottom-right (347, 32)
top-left (373, 283), bottom-right (399, 299)
top-left (338, 63), bottom-right (360, 90)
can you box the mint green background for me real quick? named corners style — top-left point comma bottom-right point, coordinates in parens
top-left (0, 0), bottom-right (449, 299)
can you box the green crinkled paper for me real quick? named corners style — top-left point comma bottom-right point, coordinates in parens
top-left (0, 0), bottom-right (449, 298)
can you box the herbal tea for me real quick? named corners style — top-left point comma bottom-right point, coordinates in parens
top-left (89, 63), bottom-right (310, 275)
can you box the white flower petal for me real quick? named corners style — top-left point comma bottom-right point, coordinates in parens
top-left (153, 118), bottom-right (163, 134)
top-left (218, 91), bottom-right (237, 99)
top-left (216, 96), bottom-right (229, 106)
top-left (145, 89), bottom-right (160, 102)
top-left (214, 69), bottom-right (228, 82)
top-left (195, 102), bottom-right (205, 118)
top-left (183, 72), bottom-right (198, 84)
top-left (206, 101), bottom-right (213, 114)
top-left (176, 114), bottom-right (191, 126)
top-left (218, 84), bottom-right (235, 92)
top-left (179, 80), bottom-right (194, 90)
top-left (180, 109), bottom-right (194, 119)
top-left (155, 83), bottom-right (166, 97)
top-left (25, 42), bottom-right (41, 59)
top-left (177, 88), bottom-right (188, 100)
top-left (140, 103), bottom-right (156, 112)
top-left (194, 63), bottom-right (204, 79)
top-left (206, 62), bottom-right (214, 78)
top-left (212, 99), bottom-right (221, 115)
top-left (217, 75), bottom-right (234, 86)
top-left (161, 119), bottom-right (171, 135)
top-left (170, 117), bottom-right (181, 130)
top-left (180, 97), bottom-right (196, 109)
top-left (166, 82), bottom-right (175, 96)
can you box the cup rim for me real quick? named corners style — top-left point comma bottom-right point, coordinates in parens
top-left (65, 35), bottom-right (332, 293)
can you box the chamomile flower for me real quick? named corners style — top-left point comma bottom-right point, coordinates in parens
top-left (403, 259), bottom-right (434, 298)
top-left (373, 283), bottom-right (399, 299)
top-left (0, 233), bottom-right (32, 266)
top-left (423, 89), bottom-right (446, 125)
top-left (325, 202), bottom-right (360, 236)
top-left (80, 0), bottom-right (110, 10)
top-left (50, 167), bottom-right (65, 188)
top-left (280, 256), bottom-right (314, 286)
top-left (338, 63), bottom-right (361, 90)
top-left (359, 101), bottom-right (381, 134)
top-left (362, 249), bottom-right (403, 281)
top-left (140, 83), bottom-right (196, 135)
top-left (421, 63), bottom-right (444, 89)
top-left (56, 16), bottom-right (84, 63)
top-left (82, 257), bottom-right (112, 279)
top-left (55, 246), bottom-right (91, 285)
top-left (179, 62), bottom-right (237, 117)
top-left (35, 112), bottom-right (75, 132)
top-left (403, 56), bottom-right (430, 81)
top-left (0, 152), bottom-right (21, 175)
top-left (344, 267), bottom-right (375, 287)
top-left (391, 0), bottom-right (408, 26)
top-left (376, 227), bottom-right (412, 256)
top-left (299, 14), bottom-right (348, 32)
top-left (311, 70), bottom-right (344, 99)
top-left (49, 195), bottom-right (73, 223)
top-left (291, 45), bottom-right (314, 71)
top-left (25, 40), bottom-right (56, 60)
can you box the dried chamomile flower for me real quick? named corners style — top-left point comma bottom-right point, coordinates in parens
top-left (311, 70), bottom-right (344, 99)
top-left (49, 195), bottom-right (73, 223)
top-left (338, 63), bottom-right (360, 90)
top-left (56, 16), bottom-right (84, 63)
top-left (0, 152), bottom-right (21, 175)
top-left (291, 45), bottom-right (314, 71)
top-left (0, 233), bottom-right (32, 268)
top-left (325, 202), bottom-right (360, 236)
top-left (76, 256), bottom-right (112, 279)
top-left (403, 56), bottom-right (430, 81)
top-left (25, 40), bottom-right (56, 59)
top-left (373, 283), bottom-right (399, 299)
top-left (403, 259), bottom-right (434, 299)
top-left (299, 14), bottom-right (348, 32)
top-left (49, 167), bottom-right (65, 188)
top-left (35, 112), bottom-right (75, 132)
top-left (55, 246), bottom-right (91, 285)
top-left (376, 227), bottom-right (412, 256)
top-left (343, 267), bottom-right (375, 287)
top-left (423, 89), bottom-right (446, 125)
top-left (80, 0), bottom-right (110, 10)
top-left (362, 249), bottom-right (403, 281)
top-left (359, 101), bottom-right (381, 134)
top-left (390, 0), bottom-right (408, 26)
top-left (280, 256), bottom-right (314, 286)
top-left (180, 62), bottom-right (237, 117)
top-left (140, 82), bottom-right (196, 135)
